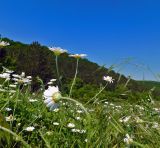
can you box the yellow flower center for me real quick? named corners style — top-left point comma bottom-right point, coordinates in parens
top-left (53, 50), bottom-right (62, 56)
top-left (52, 92), bottom-right (61, 103)
top-left (18, 79), bottom-right (24, 84)
top-left (74, 55), bottom-right (81, 59)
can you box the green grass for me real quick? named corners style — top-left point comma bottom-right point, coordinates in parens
top-left (138, 80), bottom-right (160, 89)
top-left (0, 87), bottom-right (160, 147)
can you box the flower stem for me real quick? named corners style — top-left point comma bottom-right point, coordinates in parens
top-left (55, 55), bottom-right (62, 88)
top-left (0, 125), bottom-right (30, 148)
top-left (39, 131), bottom-right (51, 148)
top-left (86, 83), bottom-right (108, 105)
top-left (0, 100), bottom-right (9, 112)
top-left (69, 59), bottom-right (79, 97)
top-left (12, 87), bottom-right (20, 127)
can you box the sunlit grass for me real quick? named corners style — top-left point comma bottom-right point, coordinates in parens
top-left (0, 83), bottom-right (160, 147)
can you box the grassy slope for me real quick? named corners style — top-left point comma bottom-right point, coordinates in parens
top-left (137, 80), bottom-right (160, 89)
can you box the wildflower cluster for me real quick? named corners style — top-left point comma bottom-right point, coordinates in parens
top-left (0, 68), bottom-right (32, 93)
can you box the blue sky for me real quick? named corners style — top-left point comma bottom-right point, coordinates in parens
top-left (1, 0), bottom-right (160, 80)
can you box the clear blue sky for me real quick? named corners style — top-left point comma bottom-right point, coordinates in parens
top-left (1, 0), bottom-right (160, 80)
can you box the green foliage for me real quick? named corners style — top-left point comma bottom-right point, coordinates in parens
top-left (1, 37), bottom-right (160, 100)
top-left (0, 88), bottom-right (160, 147)
top-left (0, 38), bottom-right (127, 90)
top-left (0, 113), bottom-right (10, 147)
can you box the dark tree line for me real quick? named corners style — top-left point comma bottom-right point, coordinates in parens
top-left (0, 38), bottom-right (160, 100)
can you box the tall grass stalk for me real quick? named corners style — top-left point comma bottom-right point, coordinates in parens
top-left (12, 87), bottom-right (20, 127)
top-left (86, 83), bottom-right (108, 104)
top-left (0, 125), bottom-right (30, 148)
top-left (124, 76), bottom-right (131, 88)
top-left (39, 131), bottom-right (51, 148)
top-left (55, 55), bottom-right (62, 88)
top-left (69, 59), bottom-right (79, 97)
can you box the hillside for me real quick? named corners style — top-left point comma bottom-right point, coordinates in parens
top-left (0, 38), bottom-right (159, 100)
top-left (138, 80), bottom-right (160, 89)
top-left (137, 80), bottom-right (160, 96)
top-left (0, 38), bottom-right (130, 86)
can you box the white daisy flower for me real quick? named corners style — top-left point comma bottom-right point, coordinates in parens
top-left (62, 102), bottom-right (66, 106)
top-left (5, 115), bottom-right (15, 122)
top-left (2, 67), bottom-right (13, 73)
top-left (135, 117), bottom-right (143, 123)
top-left (47, 79), bottom-right (56, 85)
top-left (103, 76), bottom-right (114, 83)
top-left (48, 47), bottom-right (67, 56)
top-left (69, 54), bottom-right (87, 59)
top-left (9, 90), bottom-right (16, 93)
top-left (67, 123), bottom-right (75, 128)
top-left (53, 108), bottom-right (59, 112)
top-left (110, 103), bottom-right (114, 106)
top-left (17, 123), bottom-right (21, 126)
top-left (75, 117), bottom-right (81, 120)
top-left (116, 105), bottom-right (122, 108)
top-left (88, 109), bottom-right (94, 112)
top-left (0, 73), bottom-right (10, 79)
top-left (119, 116), bottom-right (131, 123)
top-left (124, 134), bottom-right (133, 144)
top-left (5, 108), bottom-right (12, 111)
top-left (77, 110), bottom-right (83, 114)
top-left (9, 84), bottom-right (17, 88)
top-left (79, 129), bottom-right (86, 134)
top-left (71, 129), bottom-right (80, 133)
top-left (50, 79), bottom-right (57, 82)
top-left (6, 70), bottom-right (14, 74)
top-left (25, 126), bottom-right (35, 132)
top-left (0, 88), bottom-right (6, 92)
top-left (29, 99), bottom-right (38, 102)
top-left (104, 101), bottom-right (109, 104)
top-left (17, 78), bottom-right (31, 84)
top-left (152, 122), bottom-right (159, 129)
top-left (12, 72), bottom-right (32, 85)
top-left (71, 129), bottom-right (86, 134)
top-left (47, 82), bottom-right (53, 85)
top-left (26, 76), bottom-right (32, 79)
top-left (12, 74), bottom-right (21, 78)
top-left (0, 41), bottom-right (10, 47)
top-left (53, 122), bottom-right (60, 126)
top-left (43, 86), bottom-right (61, 111)
top-left (21, 72), bottom-right (25, 77)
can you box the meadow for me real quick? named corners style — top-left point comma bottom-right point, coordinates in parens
top-left (0, 42), bottom-right (160, 148)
